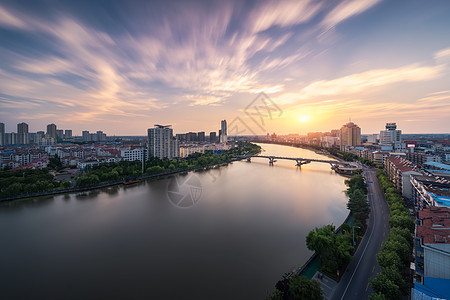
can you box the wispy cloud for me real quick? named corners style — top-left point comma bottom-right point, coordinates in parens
top-left (295, 63), bottom-right (443, 101)
top-left (321, 0), bottom-right (382, 29)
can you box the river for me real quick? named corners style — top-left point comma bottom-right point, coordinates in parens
top-left (0, 143), bottom-right (349, 299)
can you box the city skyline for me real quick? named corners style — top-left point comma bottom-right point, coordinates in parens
top-left (1, 0), bottom-right (450, 135)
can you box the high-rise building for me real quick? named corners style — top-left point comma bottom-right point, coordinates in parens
top-left (339, 121), bottom-right (361, 150)
top-left (186, 132), bottom-right (197, 142)
top-left (47, 123), bottom-right (57, 139)
top-left (96, 131), bottom-right (106, 142)
top-left (148, 125), bottom-right (179, 159)
top-left (56, 129), bottom-right (64, 139)
top-left (64, 130), bottom-right (72, 138)
top-left (209, 132), bottom-right (217, 143)
top-left (380, 122), bottom-right (402, 151)
top-left (0, 122), bottom-right (5, 146)
top-left (220, 120), bottom-right (227, 143)
top-left (175, 134), bottom-right (187, 143)
top-left (5, 132), bottom-right (17, 145)
top-left (82, 131), bottom-right (90, 142)
top-left (197, 132), bottom-right (205, 142)
top-left (17, 122), bottom-right (29, 144)
top-left (34, 131), bottom-right (45, 145)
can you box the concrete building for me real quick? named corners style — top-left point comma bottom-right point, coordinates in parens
top-left (46, 123), bottom-right (57, 139)
top-left (385, 156), bottom-right (420, 199)
top-left (148, 125), bottom-right (179, 160)
top-left (180, 143), bottom-right (231, 158)
top-left (0, 122), bottom-right (5, 146)
top-left (370, 151), bottom-right (390, 166)
top-left (56, 129), bottom-right (64, 139)
top-left (366, 134), bottom-right (379, 144)
top-left (186, 132), bottom-right (197, 142)
top-left (339, 122), bottom-right (361, 150)
top-left (197, 132), bottom-right (205, 142)
top-left (209, 132), bottom-right (217, 143)
top-left (121, 147), bottom-right (145, 162)
top-left (407, 152), bottom-right (442, 166)
top-left (220, 120), bottom-right (227, 143)
top-left (17, 122), bottom-right (29, 145)
top-left (380, 122), bottom-right (402, 151)
top-left (411, 174), bottom-right (450, 209)
top-left (5, 133), bottom-right (17, 145)
top-left (64, 130), bottom-right (72, 138)
top-left (82, 131), bottom-right (90, 142)
top-left (415, 207), bottom-right (450, 284)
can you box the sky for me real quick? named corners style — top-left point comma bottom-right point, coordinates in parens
top-left (0, 0), bottom-right (449, 136)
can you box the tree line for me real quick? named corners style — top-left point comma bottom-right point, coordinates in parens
top-left (369, 169), bottom-right (414, 299)
top-left (0, 142), bottom-right (261, 198)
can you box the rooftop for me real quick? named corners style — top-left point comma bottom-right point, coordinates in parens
top-left (386, 156), bottom-right (417, 172)
top-left (417, 207), bottom-right (450, 244)
top-left (424, 162), bottom-right (450, 171)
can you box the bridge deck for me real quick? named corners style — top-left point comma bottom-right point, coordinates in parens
top-left (239, 155), bottom-right (356, 166)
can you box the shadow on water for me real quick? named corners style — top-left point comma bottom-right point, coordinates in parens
top-left (0, 196), bottom-right (55, 210)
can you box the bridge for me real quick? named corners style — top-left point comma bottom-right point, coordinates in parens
top-left (238, 155), bottom-right (359, 171)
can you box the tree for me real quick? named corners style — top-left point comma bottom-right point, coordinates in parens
top-left (288, 275), bottom-right (323, 300)
top-left (146, 166), bottom-right (165, 175)
top-left (383, 240), bottom-right (411, 265)
top-left (61, 180), bottom-right (72, 188)
top-left (381, 266), bottom-right (408, 293)
top-left (306, 225), bottom-right (352, 274)
top-left (377, 250), bottom-right (402, 270)
top-left (389, 214), bottom-right (414, 232)
top-left (370, 272), bottom-right (400, 299)
top-left (369, 292), bottom-right (386, 300)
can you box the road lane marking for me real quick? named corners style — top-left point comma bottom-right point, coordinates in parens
top-left (372, 266), bottom-right (375, 273)
top-left (366, 283), bottom-right (369, 291)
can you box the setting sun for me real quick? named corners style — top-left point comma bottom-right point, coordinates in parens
top-left (298, 115), bottom-right (310, 123)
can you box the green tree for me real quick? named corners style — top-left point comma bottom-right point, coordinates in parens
top-left (61, 180), bottom-right (72, 188)
top-left (370, 272), bottom-right (400, 299)
top-left (146, 166), bottom-right (165, 175)
top-left (377, 250), bottom-right (402, 270)
top-left (369, 292), bottom-right (386, 300)
top-left (288, 275), bottom-right (323, 300)
top-left (389, 214), bottom-right (414, 232)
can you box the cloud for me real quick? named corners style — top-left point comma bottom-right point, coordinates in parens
top-left (248, 0), bottom-right (323, 33)
top-left (434, 47), bottom-right (450, 63)
top-left (0, 6), bottom-right (27, 29)
top-left (295, 64), bottom-right (443, 100)
top-left (322, 0), bottom-right (382, 29)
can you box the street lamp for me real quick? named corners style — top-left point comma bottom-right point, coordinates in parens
top-left (352, 226), bottom-right (360, 246)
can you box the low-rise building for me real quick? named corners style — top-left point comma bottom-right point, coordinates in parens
top-left (415, 207), bottom-right (450, 284)
top-left (407, 152), bottom-right (442, 166)
top-left (411, 174), bottom-right (450, 209)
top-left (385, 156), bottom-right (420, 199)
top-left (121, 147), bottom-right (145, 162)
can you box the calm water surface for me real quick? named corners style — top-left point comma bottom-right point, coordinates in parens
top-left (0, 143), bottom-right (349, 299)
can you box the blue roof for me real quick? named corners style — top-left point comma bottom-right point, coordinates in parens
top-left (355, 147), bottom-right (366, 150)
top-left (424, 161), bottom-right (450, 171)
top-left (425, 169), bottom-right (450, 175)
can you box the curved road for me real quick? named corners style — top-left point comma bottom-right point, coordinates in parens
top-left (330, 168), bottom-right (390, 300)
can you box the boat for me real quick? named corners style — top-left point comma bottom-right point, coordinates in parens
top-left (123, 177), bottom-right (140, 185)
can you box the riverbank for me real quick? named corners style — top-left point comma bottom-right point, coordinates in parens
top-left (0, 157), bottom-right (244, 203)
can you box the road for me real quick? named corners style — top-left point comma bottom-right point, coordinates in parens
top-left (330, 168), bottom-right (390, 300)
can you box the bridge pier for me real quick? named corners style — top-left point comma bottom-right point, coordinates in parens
top-left (296, 160), bottom-right (311, 166)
